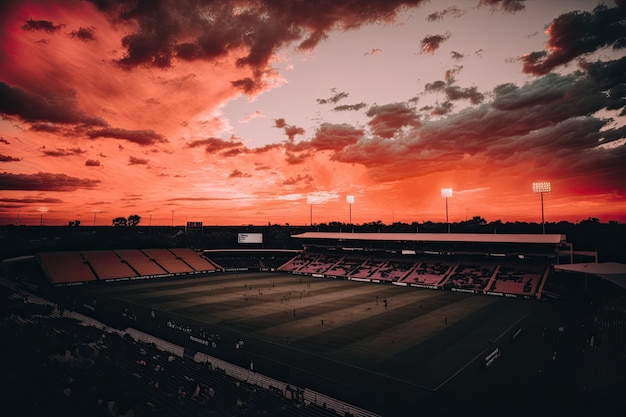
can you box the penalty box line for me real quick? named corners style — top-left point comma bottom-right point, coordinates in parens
top-left (433, 309), bottom-right (534, 392)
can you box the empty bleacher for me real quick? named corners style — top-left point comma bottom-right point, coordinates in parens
top-left (441, 260), bottom-right (499, 292)
top-left (368, 258), bottom-right (416, 282)
top-left (168, 248), bottom-right (218, 272)
top-left (400, 259), bottom-right (453, 287)
top-left (81, 250), bottom-right (138, 280)
top-left (488, 262), bottom-right (547, 296)
top-left (348, 257), bottom-right (387, 280)
top-left (38, 251), bottom-right (97, 285)
top-left (115, 249), bottom-right (169, 276)
top-left (141, 248), bottom-right (195, 274)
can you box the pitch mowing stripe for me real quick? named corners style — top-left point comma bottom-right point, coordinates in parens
top-left (329, 295), bottom-right (499, 365)
top-left (251, 289), bottom-right (449, 343)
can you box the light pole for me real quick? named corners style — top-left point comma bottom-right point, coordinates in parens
top-left (92, 209), bottom-right (100, 226)
top-left (149, 211), bottom-right (153, 240)
top-left (37, 207), bottom-right (48, 239)
top-left (532, 181), bottom-right (551, 234)
top-left (346, 195), bottom-right (354, 225)
top-left (441, 188), bottom-right (453, 233)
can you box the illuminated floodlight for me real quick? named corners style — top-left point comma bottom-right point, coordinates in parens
top-left (532, 181), bottom-right (551, 234)
top-left (346, 195), bottom-right (354, 224)
top-left (440, 188), bottom-right (453, 233)
top-left (532, 182), bottom-right (551, 194)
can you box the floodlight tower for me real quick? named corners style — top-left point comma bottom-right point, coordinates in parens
top-left (92, 209), bottom-right (100, 226)
top-left (149, 211), bottom-right (153, 240)
top-left (532, 181), bottom-right (551, 234)
top-left (441, 188), bottom-right (453, 233)
top-left (346, 195), bottom-right (354, 224)
top-left (37, 207), bottom-right (48, 239)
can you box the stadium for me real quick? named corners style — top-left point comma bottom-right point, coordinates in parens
top-left (1, 225), bottom-right (625, 417)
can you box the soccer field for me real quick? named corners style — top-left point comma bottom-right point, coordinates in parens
top-left (68, 271), bottom-right (540, 414)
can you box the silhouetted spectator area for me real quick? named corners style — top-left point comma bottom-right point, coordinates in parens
top-left (400, 258), bottom-right (455, 286)
top-left (169, 248), bottom-right (218, 272)
top-left (368, 258), bottom-right (416, 282)
top-left (0, 286), bottom-right (370, 417)
top-left (37, 251), bottom-right (97, 285)
top-left (489, 261), bottom-right (548, 296)
top-left (279, 252), bottom-right (320, 273)
top-left (348, 257), bottom-right (388, 280)
top-left (82, 250), bottom-right (139, 280)
top-left (440, 259), bottom-right (499, 292)
top-left (278, 248), bottom-right (552, 298)
top-left (141, 248), bottom-right (194, 274)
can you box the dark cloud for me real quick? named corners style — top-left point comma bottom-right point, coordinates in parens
top-left (85, 159), bottom-right (102, 167)
top-left (332, 102), bottom-right (367, 112)
top-left (87, 127), bottom-right (167, 146)
top-left (186, 137), bottom-right (246, 155)
top-left (0, 154), bottom-right (21, 162)
top-left (229, 169), bottom-right (251, 178)
top-left (0, 171), bottom-right (100, 191)
top-left (420, 33), bottom-right (450, 54)
top-left (424, 73), bottom-right (485, 105)
top-left (444, 85), bottom-right (484, 104)
top-left (522, 4), bottom-right (626, 75)
top-left (273, 118), bottom-right (305, 141)
top-left (284, 151), bottom-right (310, 165)
top-left (424, 80), bottom-right (447, 92)
top-left (444, 65), bottom-right (463, 82)
top-left (325, 56), bottom-right (626, 187)
top-left (450, 50), bottom-right (464, 60)
top-left (478, 0), bottom-right (526, 13)
top-left (317, 89), bottom-right (349, 105)
top-left (426, 6), bottom-right (466, 22)
top-left (429, 101), bottom-right (454, 116)
top-left (366, 103), bottom-right (421, 138)
top-left (68, 27), bottom-right (96, 41)
top-left (290, 123), bottom-right (364, 153)
top-left (41, 147), bottom-right (86, 157)
top-left (0, 138), bottom-right (9, 144)
top-left (93, 0), bottom-right (427, 91)
top-left (128, 156), bottom-right (149, 165)
top-left (30, 123), bottom-right (63, 133)
top-left (231, 77), bottom-right (263, 95)
top-left (0, 82), bottom-right (107, 126)
top-left (21, 19), bottom-right (62, 33)
top-left (0, 197), bottom-right (63, 204)
top-left (282, 174), bottom-right (313, 186)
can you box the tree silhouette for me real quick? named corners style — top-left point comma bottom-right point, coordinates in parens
top-left (112, 217), bottom-right (127, 227)
top-left (128, 214), bottom-right (141, 227)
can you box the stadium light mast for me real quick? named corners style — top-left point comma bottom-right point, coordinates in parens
top-left (92, 209), bottom-right (100, 226)
top-left (532, 181), bottom-right (551, 234)
top-left (149, 211), bottom-right (153, 240)
top-left (37, 207), bottom-right (48, 239)
top-left (346, 195), bottom-right (354, 225)
top-left (441, 188), bottom-right (453, 233)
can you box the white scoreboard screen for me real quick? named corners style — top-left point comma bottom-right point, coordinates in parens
top-left (238, 233), bottom-right (263, 244)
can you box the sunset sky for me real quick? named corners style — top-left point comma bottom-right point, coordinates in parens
top-left (1, 0), bottom-right (625, 227)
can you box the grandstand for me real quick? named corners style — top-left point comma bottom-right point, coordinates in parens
top-left (278, 232), bottom-right (562, 299)
top-left (37, 248), bottom-right (218, 285)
